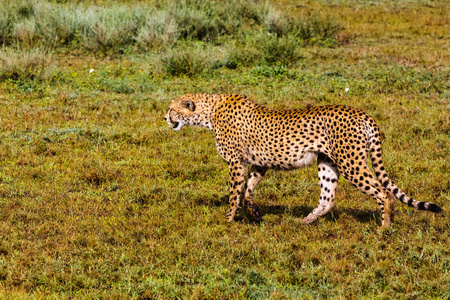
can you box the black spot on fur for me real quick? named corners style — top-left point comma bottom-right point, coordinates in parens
top-left (418, 202), bottom-right (426, 210)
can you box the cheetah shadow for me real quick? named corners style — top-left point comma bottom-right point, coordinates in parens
top-left (194, 195), bottom-right (378, 224)
top-left (259, 205), bottom-right (378, 224)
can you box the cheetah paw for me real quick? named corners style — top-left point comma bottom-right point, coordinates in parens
top-left (300, 216), bottom-right (317, 225)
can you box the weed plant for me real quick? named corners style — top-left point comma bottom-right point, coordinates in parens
top-left (0, 0), bottom-right (449, 298)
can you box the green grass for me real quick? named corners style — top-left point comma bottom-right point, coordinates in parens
top-left (0, 0), bottom-right (449, 298)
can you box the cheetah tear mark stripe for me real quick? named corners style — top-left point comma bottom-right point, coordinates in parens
top-left (366, 122), bottom-right (442, 213)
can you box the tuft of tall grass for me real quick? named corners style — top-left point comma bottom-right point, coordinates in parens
top-left (135, 11), bottom-right (179, 50)
top-left (160, 44), bottom-right (210, 77)
top-left (13, 20), bottom-right (36, 44)
top-left (258, 2), bottom-right (291, 36)
top-left (0, 47), bottom-right (53, 81)
top-left (254, 34), bottom-right (302, 66)
top-left (79, 6), bottom-right (144, 55)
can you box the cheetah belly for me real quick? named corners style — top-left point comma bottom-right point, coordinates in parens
top-left (247, 149), bottom-right (318, 170)
top-left (291, 151), bottom-right (318, 169)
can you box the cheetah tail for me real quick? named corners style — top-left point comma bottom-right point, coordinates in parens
top-left (367, 124), bottom-right (442, 214)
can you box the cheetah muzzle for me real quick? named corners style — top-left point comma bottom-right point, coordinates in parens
top-left (165, 93), bottom-right (443, 228)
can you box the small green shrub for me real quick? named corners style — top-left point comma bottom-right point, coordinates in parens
top-left (79, 6), bottom-right (143, 55)
top-left (114, 79), bottom-right (135, 94)
top-left (251, 64), bottom-right (297, 79)
top-left (222, 42), bottom-right (260, 69)
top-left (254, 34), bottom-right (302, 66)
top-left (170, 4), bottom-right (225, 41)
top-left (14, 0), bottom-right (37, 19)
top-left (161, 45), bottom-right (209, 77)
top-left (41, 8), bottom-right (77, 47)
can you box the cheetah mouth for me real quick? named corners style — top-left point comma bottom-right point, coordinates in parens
top-left (172, 121), bottom-right (183, 131)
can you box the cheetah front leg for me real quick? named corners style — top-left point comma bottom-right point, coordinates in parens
top-left (242, 165), bottom-right (267, 220)
top-left (302, 153), bottom-right (339, 224)
top-left (226, 159), bottom-right (247, 222)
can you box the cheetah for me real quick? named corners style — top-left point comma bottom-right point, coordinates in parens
top-left (164, 93), bottom-right (442, 227)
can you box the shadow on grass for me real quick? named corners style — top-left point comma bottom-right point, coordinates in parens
top-left (340, 208), bottom-right (379, 224)
top-left (194, 194), bottom-right (379, 224)
top-left (261, 204), bottom-right (376, 220)
top-left (257, 205), bottom-right (377, 224)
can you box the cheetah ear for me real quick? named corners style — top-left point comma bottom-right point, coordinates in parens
top-left (183, 99), bottom-right (196, 111)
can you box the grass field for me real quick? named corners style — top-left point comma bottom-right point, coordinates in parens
top-left (0, 0), bottom-right (449, 298)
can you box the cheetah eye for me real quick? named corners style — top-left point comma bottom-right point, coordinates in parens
top-left (183, 99), bottom-right (195, 111)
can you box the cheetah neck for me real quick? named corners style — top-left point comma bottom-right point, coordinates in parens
top-left (205, 94), bottom-right (224, 129)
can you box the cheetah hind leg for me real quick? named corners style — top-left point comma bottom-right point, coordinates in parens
top-left (302, 153), bottom-right (339, 224)
top-left (381, 191), bottom-right (395, 227)
top-left (242, 166), bottom-right (267, 221)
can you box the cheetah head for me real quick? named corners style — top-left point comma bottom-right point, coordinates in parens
top-left (164, 94), bottom-right (215, 131)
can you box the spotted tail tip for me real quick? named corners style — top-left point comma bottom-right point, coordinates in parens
top-left (430, 203), bottom-right (443, 214)
top-left (422, 202), bottom-right (443, 214)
